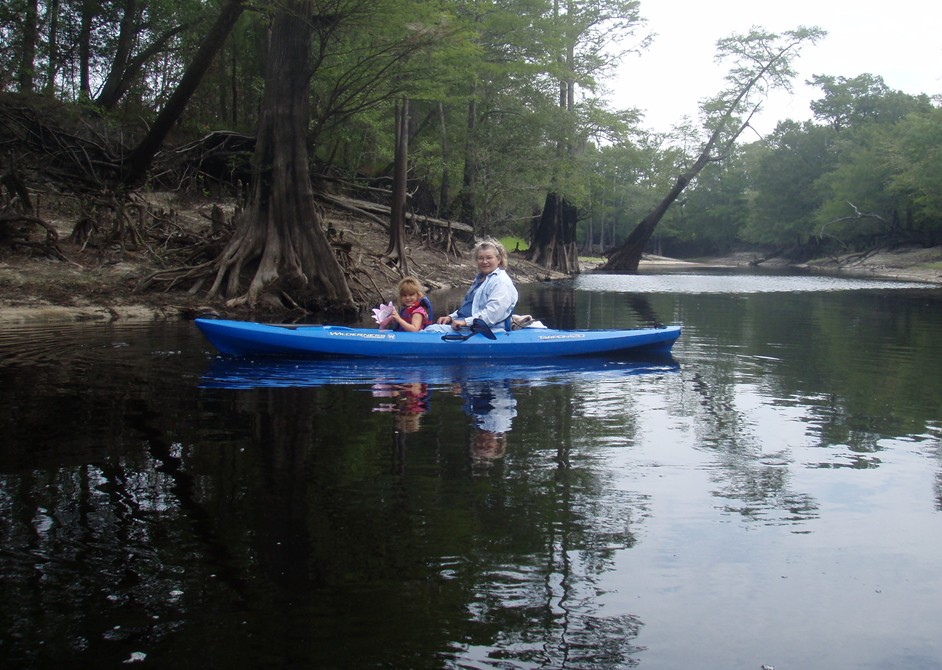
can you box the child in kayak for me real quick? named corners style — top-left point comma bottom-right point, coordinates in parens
top-left (378, 276), bottom-right (433, 332)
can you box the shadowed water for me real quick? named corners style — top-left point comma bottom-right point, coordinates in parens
top-left (2, 271), bottom-right (941, 669)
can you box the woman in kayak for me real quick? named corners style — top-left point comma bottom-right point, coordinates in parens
top-left (378, 276), bottom-right (433, 332)
top-left (426, 237), bottom-right (518, 333)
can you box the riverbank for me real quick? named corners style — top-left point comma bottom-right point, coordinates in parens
top-left (0, 196), bottom-right (569, 325)
top-left (686, 247), bottom-right (942, 285)
top-left (2, 198), bottom-right (941, 325)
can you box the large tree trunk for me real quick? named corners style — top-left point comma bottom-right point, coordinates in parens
top-left (528, 0), bottom-right (582, 274)
top-left (601, 124), bottom-right (745, 273)
top-left (207, 0), bottom-right (355, 315)
top-left (528, 192), bottom-right (580, 274)
top-left (602, 119), bottom-right (746, 272)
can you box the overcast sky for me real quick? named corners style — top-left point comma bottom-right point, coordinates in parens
top-left (607, 0), bottom-right (942, 135)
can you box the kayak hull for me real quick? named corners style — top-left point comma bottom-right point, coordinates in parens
top-left (194, 318), bottom-right (681, 359)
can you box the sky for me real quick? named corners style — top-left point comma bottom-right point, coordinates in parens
top-left (608, 0), bottom-right (942, 136)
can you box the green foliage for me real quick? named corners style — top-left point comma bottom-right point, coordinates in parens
top-left (885, 107), bottom-right (942, 229)
top-left (809, 73), bottom-right (933, 131)
top-left (813, 89), bottom-right (942, 249)
top-left (664, 150), bottom-right (750, 256)
top-left (710, 75), bottom-right (942, 256)
top-left (2, 0), bottom-right (939, 260)
top-left (742, 120), bottom-right (835, 249)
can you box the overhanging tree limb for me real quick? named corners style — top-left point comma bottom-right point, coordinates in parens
top-left (602, 26), bottom-right (826, 272)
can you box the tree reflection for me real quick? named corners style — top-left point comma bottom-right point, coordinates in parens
top-left (684, 368), bottom-right (821, 524)
top-left (437, 374), bottom-right (650, 668)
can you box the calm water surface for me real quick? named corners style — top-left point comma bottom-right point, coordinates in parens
top-left (2, 270), bottom-right (942, 669)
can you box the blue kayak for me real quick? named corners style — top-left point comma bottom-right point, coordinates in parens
top-left (195, 317), bottom-right (681, 359)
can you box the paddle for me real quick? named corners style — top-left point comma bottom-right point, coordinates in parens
top-left (441, 318), bottom-right (497, 342)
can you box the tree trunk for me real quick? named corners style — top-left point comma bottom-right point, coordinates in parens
top-left (207, 0), bottom-right (355, 315)
top-left (18, 0), bottom-right (39, 93)
top-left (122, 0), bottom-right (246, 188)
top-left (95, 2), bottom-right (189, 111)
top-left (78, 0), bottom-right (93, 99)
top-left (44, 0), bottom-right (60, 96)
top-left (602, 176), bottom-right (691, 272)
top-left (602, 120), bottom-right (738, 272)
top-left (528, 0), bottom-right (581, 274)
top-left (386, 96), bottom-right (410, 275)
top-left (437, 102), bottom-right (450, 218)
top-left (95, 0), bottom-right (138, 108)
top-left (528, 192), bottom-right (580, 274)
top-left (457, 92), bottom-right (477, 225)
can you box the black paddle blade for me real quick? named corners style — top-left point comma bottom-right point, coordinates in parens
top-left (440, 318), bottom-right (497, 342)
top-left (471, 318), bottom-right (497, 340)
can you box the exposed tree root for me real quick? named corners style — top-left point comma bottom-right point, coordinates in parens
top-left (0, 213), bottom-right (67, 260)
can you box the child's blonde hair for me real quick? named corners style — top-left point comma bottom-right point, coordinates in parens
top-left (397, 276), bottom-right (424, 300)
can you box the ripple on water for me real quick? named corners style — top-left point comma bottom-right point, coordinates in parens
top-left (0, 322), bottom-right (193, 369)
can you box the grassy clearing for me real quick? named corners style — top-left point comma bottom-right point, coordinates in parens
top-left (501, 236), bottom-right (528, 252)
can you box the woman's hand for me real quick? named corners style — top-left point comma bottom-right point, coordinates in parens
top-left (437, 315), bottom-right (453, 325)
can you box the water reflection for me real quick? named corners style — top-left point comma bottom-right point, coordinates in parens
top-left (371, 381), bottom-right (431, 473)
top-left (372, 381), bottom-right (430, 431)
top-left (454, 379), bottom-right (516, 470)
top-left (201, 355), bottom-right (678, 481)
top-left (4, 276), bottom-right (942, 669)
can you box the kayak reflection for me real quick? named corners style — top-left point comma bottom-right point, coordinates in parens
top-left (199, 355), bottom-right (680, 390)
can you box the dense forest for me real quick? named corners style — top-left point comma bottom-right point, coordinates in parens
top-left (1, 0), bottom-right (939, 313)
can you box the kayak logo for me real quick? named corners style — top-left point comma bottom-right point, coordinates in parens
top-left (328, 331), bottom-right (396, 340)
top-left (538, 333), bottom-right (586, 340)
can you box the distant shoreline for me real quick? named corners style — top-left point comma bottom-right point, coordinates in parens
top-left (2, 246), bottom-right (939, 326)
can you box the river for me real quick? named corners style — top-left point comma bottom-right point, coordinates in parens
top-left (2, 269), bottom-right (941, 669)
